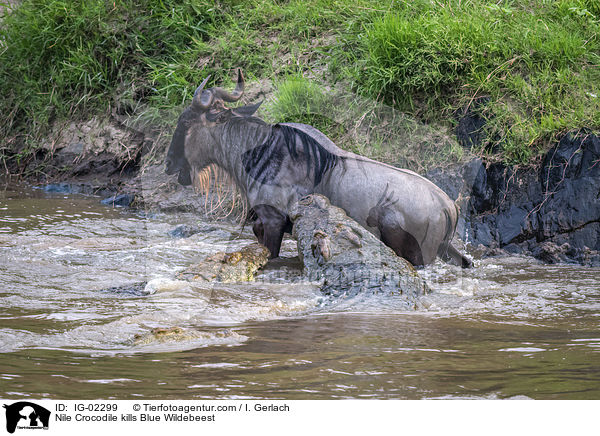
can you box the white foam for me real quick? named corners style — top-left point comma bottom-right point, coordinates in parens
top-left (143, 277), bottom-right (193, 295)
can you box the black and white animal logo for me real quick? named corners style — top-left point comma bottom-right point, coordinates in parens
top-left (3, 402), bottom-right (50, 434)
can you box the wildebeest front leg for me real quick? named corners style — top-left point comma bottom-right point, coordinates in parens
top-left (252, 204), bottom-right (293, 258)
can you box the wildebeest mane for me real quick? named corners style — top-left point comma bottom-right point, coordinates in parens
top-left (242, 124), bottom-right (339, 187)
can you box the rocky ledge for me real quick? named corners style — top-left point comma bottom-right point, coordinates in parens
top-left (427, 129), bottom-right (600, 266)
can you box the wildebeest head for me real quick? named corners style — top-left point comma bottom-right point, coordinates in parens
top-left (164, 69), bottom-right (262, 185)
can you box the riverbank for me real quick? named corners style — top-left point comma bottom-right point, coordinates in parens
top-left (1, 1), bottom-right (599, 167)
top-left (428, 129), bottom-right (600, 266)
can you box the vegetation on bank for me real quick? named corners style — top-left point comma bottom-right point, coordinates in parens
top-left (0, 0), bottom-right (598, 171)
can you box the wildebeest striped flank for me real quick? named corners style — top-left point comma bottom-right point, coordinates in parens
top-left (242, 124), bottom-right (339, 187)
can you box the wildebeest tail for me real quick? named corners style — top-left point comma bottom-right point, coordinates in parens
top-left (442, 207), bottom-right (456, 244)
top-left (439, 205), bottom-right (472, 268)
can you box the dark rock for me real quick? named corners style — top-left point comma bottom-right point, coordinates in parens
top-left (101, 193), bottom-right (134, 207)
top-left (40, 183), bottom-right (118, 198)
top-left (425, 166), bottom-right (463, 201)
top-left (537, 130), bottom-right (600, 242)
top-left (469, 161), bottom-right (496, 213)
top-left (530, 242), bottom-right (572, 264)
top-left (102, 282), bottom-right (147, 295)
top-left (569, 222), bottom-right (600, 251)
top-left (470, 220), bottom-right (494, 247)
top-left (441, 129), bottom-right (600, 265)
top-left (168, 224), bottom-right (202, 238)
top-left (290, 194), bottom-right (429, 306)
top-left (502, 243), bottom-right (523, 254)
top-left (496, 205), bottom-right (529, 245)
top-left (426, 158), bottom-right (491, 212)
top-left (541, 129), bottom-right (600, 190)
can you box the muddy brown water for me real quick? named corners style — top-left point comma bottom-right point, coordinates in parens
top-left (1, 183), bottom-right (599, 400)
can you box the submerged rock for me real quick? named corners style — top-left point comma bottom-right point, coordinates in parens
top-left (43, 183), bottom-right (80, 194)
top-left (168, 224), bottom-right (202, 238)
top-left (101, 193), bottom-right (134, 207)
top-left (290, 194), bottom-right (429, 305)
top-left (177, 242), bottom-right (270, 282)
top-left (167, 223), bottom-right (225, 239)
top-left (133, 327), bottom-right (242, 345)
top-left (103, 282), bottom-right (147, 295)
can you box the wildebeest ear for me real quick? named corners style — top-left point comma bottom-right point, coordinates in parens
top-left (232, 101), bottom-right (263, 117)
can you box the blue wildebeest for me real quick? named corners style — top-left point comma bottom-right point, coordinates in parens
top-left (165, 70), bottom-right (471, 268)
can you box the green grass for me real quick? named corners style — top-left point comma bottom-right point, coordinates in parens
top-left (0, 0), bottom-right (599, 169)
top-left (266, 75), bottom-right (342, 136)
top-left (267, 74), bottom-right (464, 172)
top-left (0, 1), bottom-right (219, 133)
top-left (352, 0), bottom-right (600, 162)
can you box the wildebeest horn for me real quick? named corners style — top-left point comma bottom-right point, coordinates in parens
top-left (214, 69), bottom-right (244, 102)
top-left (192, 75), bottom-right (213, 109)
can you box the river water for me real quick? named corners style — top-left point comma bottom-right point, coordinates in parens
top-left (1, 183), bottom-right (599, 400)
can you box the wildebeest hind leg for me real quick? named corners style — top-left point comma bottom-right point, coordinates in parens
top-left (252, 220), bottom-right (265, 245)
top-left (438, 242), bottom-right (472, 268)
top-left (252, 204), bottom-right (293, 258)
top-left (380, 225), bottom-right (424, 267)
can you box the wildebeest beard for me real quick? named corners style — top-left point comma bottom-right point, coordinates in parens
top-left (241, 124), bottom-right (339, 187)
